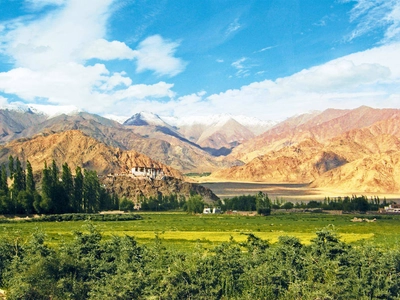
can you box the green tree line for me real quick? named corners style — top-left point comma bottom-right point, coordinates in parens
top-left (220, 193), bottom-right (386, 213)
top-left (0, 226), bottom-right (399, 299)
top-left (0, 156), bottom-right (118, 214)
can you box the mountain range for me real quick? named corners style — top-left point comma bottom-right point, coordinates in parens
top-left (1, 104), bottom-right (400, 194)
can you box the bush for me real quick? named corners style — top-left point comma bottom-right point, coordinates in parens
top-left (282, 202), bottom-right (294, 209)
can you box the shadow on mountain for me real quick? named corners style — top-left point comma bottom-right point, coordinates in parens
top-left (155, 126), bottom-right (203, 149)
top-left (202, 147), bottom-right (232, 156)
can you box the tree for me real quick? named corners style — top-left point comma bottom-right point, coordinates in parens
top-left (26, 160), bottom-right (35, 194)
top-left (256, 192), bottom-right (271, 215)
top-left (18, 190), bottom-right (34, 214)
top-left (40, 161), bottom-right (54, 213)
top-left (8, 155), bottom-right (14, 179)
top-left (83, 169), bottom-right (100, 213)
top-left (282, 202), bottom-right (294, 210)
top-left (0, 165), bottom-right (8, 195)
top-left (12, 157), bottom-right (25, 194)
top-left (185, 195), bottom-right (204, 213)
top-left (74, 166), bottom-right (83, 212)
top-left (119, 197), bottom-right (135, 212)
top-left (61, 163), bottom-right (74, 212)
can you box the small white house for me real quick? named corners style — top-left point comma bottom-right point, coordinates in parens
top-left (203, 207), bottom-right (222, 214)
top-left (131, 166), bottom-right (164, 179)
top-left (203, 208), bottom-right (211, 214)
top-left (383, 204), bottom-right (400, 213)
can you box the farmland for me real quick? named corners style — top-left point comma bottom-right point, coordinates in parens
top-left (2, 211), bottom-right (400, 299)
top-left (1, 212), bottom-right (399, 251)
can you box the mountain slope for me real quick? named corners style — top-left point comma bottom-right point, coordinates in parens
top-left (196, 118), bottom-right (255, 155)
top-left (0, 108), bottom-right (47, 142)
top-left (210, 114), bottom-right (400, 193)
top-left (310, 152), bottom-right (400, 193)
top-left (230, 106), bottom-right (400, 162)
top-left (1, 111), bottom-right (237, 172)
top-left (0, 130), bottom-right (182, 178)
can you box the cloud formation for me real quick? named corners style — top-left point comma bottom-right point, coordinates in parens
top-left (130, 42), bottom-right (399, 121)
top-left (0, 0), bottom-right (186, 115)
top-left (0, 0), bottom-right (399, 122)
top-left (134, 35), bottom-right (187, 77)
top-left (343, 0), bottom-right (400, 43)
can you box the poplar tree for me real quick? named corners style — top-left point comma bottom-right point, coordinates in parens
top-left (26, 160), bottom-right (35, 194)
top-left (74, 166), bottom-right (83, 213)
top-left (8, 155), bottom-right (14, 179)
top-left (12, 157), bottom-right (25, 193)
top-left (61, 163), bottom-right (74, 212)
top-left (40, 161), bottom-right (53, 213)
top-left (0, 165), bottom-right (8, 194)
top-left (83, 169), bottom-right (100, 213)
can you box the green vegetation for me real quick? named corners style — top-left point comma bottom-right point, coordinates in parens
top-left (184, 172), bottom-right (211, 177)
top-left (220, 193), bottom-right (386, 212)
top-left (1, 212), bottom-right (400, 250)
top-left (222, 192), bottom-right (272, 215)
top-left (0, 222), bottom-right (399, 299)
top-left (0, 156), bottom-right (119, 215)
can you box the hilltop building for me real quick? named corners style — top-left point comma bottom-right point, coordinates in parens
top-left (131, 166), bottom-right (164, 179)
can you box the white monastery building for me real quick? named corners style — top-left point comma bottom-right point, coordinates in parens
top-left (131, 166), bottom-right (164, 179)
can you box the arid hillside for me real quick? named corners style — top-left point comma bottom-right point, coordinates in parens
top-left (0, 130), bottom-right (182, 178)
top-left (102, 176), bottom-right (219, 203)
top-left (211, 111), bottom-right (400, 193)
top-left (0, 110), bottom-right (240, 173)
top-left (230, 106), bottom-right (400, 163)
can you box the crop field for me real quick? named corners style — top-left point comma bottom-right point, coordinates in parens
top-left (1, 212), bottom-right (400, 252)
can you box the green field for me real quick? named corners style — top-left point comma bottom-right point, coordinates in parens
top-left (1, 212), bottom-right (399, 251)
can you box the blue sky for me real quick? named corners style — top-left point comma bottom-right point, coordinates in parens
top-left (0, 0), bottom-right (399, 121)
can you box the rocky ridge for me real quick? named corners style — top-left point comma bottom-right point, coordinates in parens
top-left (211, 110), bottom-right (400, 193)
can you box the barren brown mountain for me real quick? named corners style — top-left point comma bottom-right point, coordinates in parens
top-left (0, 108), bottom-right (46, 141)
top-left (311, 151), bottom-right (400, 193)
top-left (3, 111), bottom-right (238, 172)
top-left (0, 130), bottom-right (182, 179)
top-left (231, 106), bottom-right (400, 163)
top-left (211, 111), bottom-right (400, 193)
top-left (195, 118), bottom-right (255, 152)
top-left (124, 124), bottom-right (242, 172)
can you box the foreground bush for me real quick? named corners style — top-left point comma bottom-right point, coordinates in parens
top-left (0, 226), bottom-right (399, 299)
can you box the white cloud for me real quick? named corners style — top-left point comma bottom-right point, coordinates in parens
top-left (26, 0), bottom-right (67, 9)
top-left (231, 57), bottom-right (251, 77)
top-left (226, 18), bottom-right (241, 35)
top-left (156, 42), bottom-right (400, 120)
top-left (0, 96), bottom-right (8, 107)
top-left (113, 82), bottom-right (175, 100)
top-left (99, 72), bottom-right (132, 91)
top-left (81, 39), bottom-right (137, 60)
top-left (232, 57), bottom-right (247, 69)
top-left (254, 45), bottom-right (277, 53)
top-left (0, 0), bottom-right (186, 116)
top-left (343, 0), bottom-right (400, 43)
top-left (275, 60), bottom-right (390, 92)
top-left (134, 35), bottom-right (187, 77)
top-left (0, 63), bottom-right (109, 103)
top-left (1, 0), bottom-right (113, 70)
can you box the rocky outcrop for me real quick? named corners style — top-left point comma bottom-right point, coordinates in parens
top-left (101, 176), bottom-right (219, 203)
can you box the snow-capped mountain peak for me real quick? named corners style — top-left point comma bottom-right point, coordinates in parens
top-left (123, 111), bottom-right (168, 127)
top-left (2, 103), bottom-right (82, 118)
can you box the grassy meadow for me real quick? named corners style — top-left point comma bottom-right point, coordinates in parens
top-left (1, 212), bottom-right (399, 252)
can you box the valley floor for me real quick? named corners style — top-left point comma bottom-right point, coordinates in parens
top-left (198, 180), bottom-right (400, 201)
